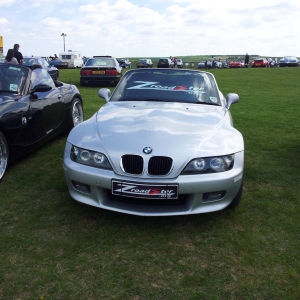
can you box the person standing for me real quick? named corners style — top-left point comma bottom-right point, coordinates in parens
top-left (13, 44), bottom-right (23, 64)
top-left (212, 56), bottom-right (217, 69)
top-left (173, 57), bottom-right (177, 68)
top-left (4, 49), bottom-right (18, 64)
top-left (244, 53), bottom-right (249, 67)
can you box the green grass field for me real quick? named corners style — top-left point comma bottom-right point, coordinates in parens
top-left (0, 66), bottom-right (299, 299)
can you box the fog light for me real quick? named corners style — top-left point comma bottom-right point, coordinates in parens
top-left (72, 181), bottom-right (91, 194)
top-left (202, 191), bottom-right (226, 202)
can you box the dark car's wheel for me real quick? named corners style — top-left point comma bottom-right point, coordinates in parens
top-left (80, 79), bottom-right (85, 87)
top-left (0, 131), bottom-right (9, 182)
top-left (67, 98), bottom-right (84, 132)
top-left (227, 180), bottom-right (243, 209)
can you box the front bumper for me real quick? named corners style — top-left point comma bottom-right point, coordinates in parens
top-left (63, 142), bottom-right (244, 216)
top-left (80, 75), bottom-right (121, 84)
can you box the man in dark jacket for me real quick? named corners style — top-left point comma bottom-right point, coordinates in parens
top-left (244, 53), bottom-right (249, 66)
top-left (13, 44), bottom-right (23, 64)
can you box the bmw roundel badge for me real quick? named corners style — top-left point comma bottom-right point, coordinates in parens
top-left (143, 147), bottom-right (152, 154)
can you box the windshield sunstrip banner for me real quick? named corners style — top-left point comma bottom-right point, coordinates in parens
top-left (127, 81), bottom-right (206, 93)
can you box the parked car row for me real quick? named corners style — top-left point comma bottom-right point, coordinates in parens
top-left (229, 56), bottom-right (300, 68)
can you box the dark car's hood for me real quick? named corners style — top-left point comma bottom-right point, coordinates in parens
top-left (0, 93), bottom-right (20, 104)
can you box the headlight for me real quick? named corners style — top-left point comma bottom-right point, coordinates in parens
top-left (181, 154), bottom-right (234, 175)
top-left (70, 145), bottom-right (112, 170)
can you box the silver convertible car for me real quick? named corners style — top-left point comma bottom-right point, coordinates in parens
top-left (63, 69), bottom-right (244, 216)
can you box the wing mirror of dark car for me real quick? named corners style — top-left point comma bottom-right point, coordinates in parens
top-left (31, 84), bottom-right (52, 94)
top-left (98, 88), bottom-right (111, 102)
top-left (225, 93), bottom-right (239, 109)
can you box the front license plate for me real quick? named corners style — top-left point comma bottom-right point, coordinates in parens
top-left (92, 70), bottom-right (105, 74)
top-left (112, 180), bottom-right (178, 199)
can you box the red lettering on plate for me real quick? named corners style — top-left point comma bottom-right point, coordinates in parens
top-left (173, 85), bottom-right (188, 90)
top-left (149, 189), bottom-right (161, 194)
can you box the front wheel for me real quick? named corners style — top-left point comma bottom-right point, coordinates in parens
top-left (0, 131), bottom-right (9, 182)
top-left (67, 98), bottom-right (84, 133)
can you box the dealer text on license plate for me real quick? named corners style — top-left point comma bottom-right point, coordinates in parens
top-left (112, 180), bottom-right (178, 199)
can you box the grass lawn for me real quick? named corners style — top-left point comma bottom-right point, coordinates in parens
top-left (0, 66), bottom-right (299, 299)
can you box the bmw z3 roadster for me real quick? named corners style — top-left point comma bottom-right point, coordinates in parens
top-left (63, 68), bottom-right (244, 216)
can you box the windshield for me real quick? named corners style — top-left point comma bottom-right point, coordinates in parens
top-left (23, 57), bottom-right (37, 66)
top-left (110, 69), bottom-right (221, 105)
top-left (0, 64), bottom-right (29, 93)
top-left (85, 58), bottom-right (115, 67)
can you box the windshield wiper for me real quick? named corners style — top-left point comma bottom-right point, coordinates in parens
top-left (194, 102), bottom-right (221, 106)
top-left (117, 98), bottom-right (172, 102)
top-left (143, 99), bottom-right (173, 102)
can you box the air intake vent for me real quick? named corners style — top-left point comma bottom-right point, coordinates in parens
top-left (148, 156), bottom-right (173, 175)
top-left (122, 155), bottom-right (143, 175)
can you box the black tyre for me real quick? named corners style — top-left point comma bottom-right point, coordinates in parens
top-left (227, 180), bottom-right (243, 209)
top-left (80, 79), bottom-right (85, 87)
top-left (67, 98), bottom-right (84, 133)
top-left (0, 131), bottom-right (9, 182)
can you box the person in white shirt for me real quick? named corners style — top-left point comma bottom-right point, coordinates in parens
top-left (4, 49), bottom-right (18, 64)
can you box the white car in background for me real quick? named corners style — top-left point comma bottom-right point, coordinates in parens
top-left (176, 58), bottom-right (183, 68)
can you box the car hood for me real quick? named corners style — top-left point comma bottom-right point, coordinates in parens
top-left (68, 101), bottom-right (244, 177)
top-left (0, 93), bottom-right (20, 104)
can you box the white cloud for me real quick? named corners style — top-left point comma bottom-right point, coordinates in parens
top-left (0, 0), bottom-right (16, 7)
top-left (0, 18), bottom-right (8, 24)
top-left (0, 0), bottom-right (300, 58)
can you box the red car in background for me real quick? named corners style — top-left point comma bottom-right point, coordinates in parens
top-left (252, 58), bottom-right (269, 68)
top-left (229, 61), bottom-right (245, 68)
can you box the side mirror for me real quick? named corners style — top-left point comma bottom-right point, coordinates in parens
top-left (31, 84), bottom-right (52, 93)
top-left (225, 93), bottom-right (239, 109)
top-left (98, 88), bottom-right (111, 102)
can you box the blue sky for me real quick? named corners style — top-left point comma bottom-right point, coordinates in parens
top-left (1, 0), bottom-right (300, 58)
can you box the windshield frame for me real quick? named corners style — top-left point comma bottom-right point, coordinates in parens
top-left (110, 69), bottom-right (221, 106)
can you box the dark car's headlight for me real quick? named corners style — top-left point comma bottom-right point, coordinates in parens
top-left (181, 154), bottom-right (234, 175)
top-left (71, 145), bottom-right (112, 170)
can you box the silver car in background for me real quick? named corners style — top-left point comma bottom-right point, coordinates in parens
top-left (63, 69), bottom-right (244, 216)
